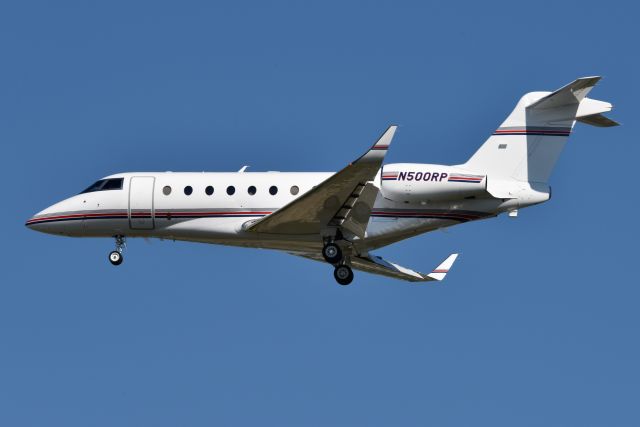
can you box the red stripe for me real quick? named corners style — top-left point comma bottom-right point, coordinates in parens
top-left (27, 212), bottom-right (125, 223)
top-left (28, 211), bottom-right (273, 223)
top-left (432, 269), bottom-right (448, 273)
top-left (155, 211), bottom-right (272, 216)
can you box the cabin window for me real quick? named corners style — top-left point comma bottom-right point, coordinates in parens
top-left (290, 185), bottom-right (299, 195)
top-left (80, 178), bottom-right (124, 194)
top-left (248, 186), bottom-right (257, 195)
top-left (205, 186), bottom-right (214, 195)
top-left (227, 186), bottom-right (235, 195)
top-left (498, 144), bottom-right (507, 149)
top-left (163, 186), bottom-right (172, 195)
top-left (269, 186), bottom-right (278, 195)
top-left (184, 186), bottom-right (193, 195)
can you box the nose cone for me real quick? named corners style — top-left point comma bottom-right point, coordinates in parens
top-left (25, 207), bottom-right (57, 234)
top-left (26, 197), bottom-right (85, 236)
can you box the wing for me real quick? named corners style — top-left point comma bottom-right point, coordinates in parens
top-left (293, 251), bottom-right (460, 283)
top-left (245, 126), bottom-right (397, 237)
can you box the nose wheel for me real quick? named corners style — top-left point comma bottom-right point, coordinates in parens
top-left (109, 235), bottom-right (126, 266)
top-left (109, 250), bottom-right (123, 265)
top-left (334, 264), bottom-right (354, 286)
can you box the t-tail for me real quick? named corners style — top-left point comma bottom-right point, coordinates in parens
top-left (463, 76), bottom-right (618, 185)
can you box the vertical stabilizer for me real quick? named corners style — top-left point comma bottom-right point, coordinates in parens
top-left (462, 77), bottom-right (616, 183)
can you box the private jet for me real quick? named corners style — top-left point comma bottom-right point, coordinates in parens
top-left (26, 77), bottom-right (617, 284)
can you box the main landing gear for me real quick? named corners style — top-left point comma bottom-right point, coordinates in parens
top-left (109, 235), bottom-right (126, 266)
top-left (333, 264), bottom-right (354, 286)
top-left (322, 242), bottom-right (342, 264)
top-left (322, 241), bottom-right (354, 285)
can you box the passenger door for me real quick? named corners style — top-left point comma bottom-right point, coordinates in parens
top-left (129, 176), bottom-right (155, 229)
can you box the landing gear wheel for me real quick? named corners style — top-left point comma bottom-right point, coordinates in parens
top-left (322, 243), bottom-right (343, 264)
top-left (109, 235), bottom-right (126, 266)
top-left (334, 265), bottom-right (354, 286)
top-left (109, 250), bottom-right (123, 266)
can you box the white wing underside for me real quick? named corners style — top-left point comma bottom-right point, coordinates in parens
top-left (292, 251), bottom-right (459, 282)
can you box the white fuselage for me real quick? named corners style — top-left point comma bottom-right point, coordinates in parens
top-left (24, 77), bottom-right (614, 283)
top-left (25, 169), bottom-right (542, 253)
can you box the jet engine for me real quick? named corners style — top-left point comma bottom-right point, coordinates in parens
top-left (380, 163), bottom-right (488, 203)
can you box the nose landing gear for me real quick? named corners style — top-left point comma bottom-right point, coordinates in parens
top-left (108, 235), bottom-right (126, 266)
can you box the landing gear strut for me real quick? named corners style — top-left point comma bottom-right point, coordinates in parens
top-left (334, 264), bottom-right (354, 286)
top-left (322, 242), bottom-right (343, 264)
top-left (109, 235), bottom-right (126, 266)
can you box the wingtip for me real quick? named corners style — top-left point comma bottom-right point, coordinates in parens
top-left (369, 125), bottom-right (397, 152)
top-left (426, 253), bottom-right (460, 281)
top-left (386, 125), bottom-right (398, 136)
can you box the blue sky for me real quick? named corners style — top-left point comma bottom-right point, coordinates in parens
top-left (1, 1), bottom-right (638, 425)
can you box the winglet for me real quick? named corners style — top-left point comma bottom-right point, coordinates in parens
top-left (355, 125), bottom-right (398, 163)
top-left (426, 253), bottom-right (459, 281)
top-left (371, 125), bottom-right (397, 151)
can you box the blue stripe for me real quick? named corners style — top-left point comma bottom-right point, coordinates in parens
top-left (492, 132), bottom-right (570, 136)
top-left (27, 214), bottom-right (269, 225)
top-left (371, 214), bottom-right (471, 222)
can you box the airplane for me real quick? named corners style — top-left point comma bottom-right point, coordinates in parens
top-left (26, 77), bottom-right (617, 285)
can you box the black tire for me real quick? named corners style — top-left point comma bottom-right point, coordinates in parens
top-left (109, 251), bottom-right (123, 266)
top-left (334, 265), bottom-right (354, 285)
top-left (322, 243), bottom-right (342, 264)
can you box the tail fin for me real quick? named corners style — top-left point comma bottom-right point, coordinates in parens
top-left (463, 77), bottom-right (617, 183)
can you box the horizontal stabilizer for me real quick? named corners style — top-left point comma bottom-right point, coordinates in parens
top-left (577, 113), bottom-right (620, 127)
top-left (528, 76), bottom-right (601, 110)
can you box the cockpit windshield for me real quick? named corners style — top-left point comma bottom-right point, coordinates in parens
top-left (80, 178), bottom-right (124, 194)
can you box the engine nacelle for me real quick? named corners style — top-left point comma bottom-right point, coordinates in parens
top-left (380, 163), bottom-right (487, 202)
